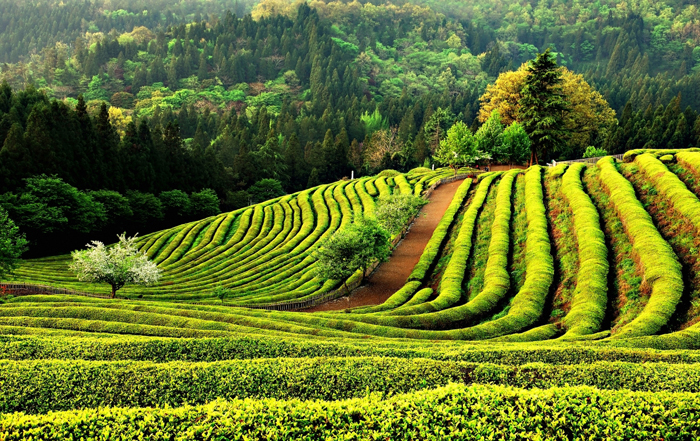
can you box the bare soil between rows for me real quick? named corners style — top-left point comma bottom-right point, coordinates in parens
top-left (306, 179), bottom-right (465, 312)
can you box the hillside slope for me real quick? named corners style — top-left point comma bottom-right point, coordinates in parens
top-left (5, 150), bottom-right (700, 348)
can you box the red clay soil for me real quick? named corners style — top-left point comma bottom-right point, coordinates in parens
top-left (306, 179), bottom-right (465, 312)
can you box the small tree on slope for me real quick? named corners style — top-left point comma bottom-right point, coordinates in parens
top-left (0, 208), bottom-right (28, 280)
top-left (70, 234), bottom-right (161, 298)
top-left (435, 121), bottom-right (486, 175)
top-left (314, 217), bottom-right (390, 292)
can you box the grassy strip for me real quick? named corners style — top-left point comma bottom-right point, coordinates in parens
top-left (560, 163), bottom-right (608, 337)
top-left (462, 166), bottom-right (553, 338)
top-left (355, 178), bottom-right (376, 217)
top-left (364, 178), bottom-right (379, 196)
top-left (151, 222), bottom-right (199, 264)
top-left (544, 164), bottom-right (577, 327)
top-left (464, 180), bottom-right (499, 300)
top-left (394, 174), bottom-right (413, 194)
top-left (162, 207), bottom-right (254, 275)
top-left (623, 147), bottom-right (700, 162)
top-left (598, 157), bottom-right (683, 338)
top-left (389, 288), bottom-right (434, 312)
top-left (375, 176), bottom-right (391, 197)
top-left (345, 281), bottom-right (422, 314)
top-left (635, 153), bottom-right (700, 229)
top-left (159, 215), bottom-right (221, 268)
top-left (2, 384), bottom-right (700, 440)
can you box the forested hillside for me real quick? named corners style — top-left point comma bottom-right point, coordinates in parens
top-left (1, 0), bottom-right (700, 256)
top-left (0, 0), bottom-right (256, 63)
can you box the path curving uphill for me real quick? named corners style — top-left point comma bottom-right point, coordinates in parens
top-left (307, 179), bottom-right (466, 312)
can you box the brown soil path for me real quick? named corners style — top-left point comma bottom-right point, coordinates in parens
top-left (306, 179), bottom-right (465, 312)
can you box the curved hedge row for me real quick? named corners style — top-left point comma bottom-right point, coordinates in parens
top-left (635, 153), bottom-right (700, 230)
top-left (392, 173), bottom-right (500, 315)
top-left (560, 163), bottom-right (609, 337)
top-left (622, 147), bottom-right (700, 162)
top-left (458, 166), bottom-right (553, 339)
top-left (2, 384), bottom-right (699, 440)
top-left (3, 358), bottom-right (700, 414)
top-left (597, 157), bottom-right (684, 338)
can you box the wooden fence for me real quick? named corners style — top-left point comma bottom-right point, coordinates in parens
top-left (552, 154), bottom-right (624, 165)
top-left (0, 282), bottom-right (110, 299)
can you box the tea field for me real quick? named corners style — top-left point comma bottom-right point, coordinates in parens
top-left (3, 150), bottom-right (700, 439)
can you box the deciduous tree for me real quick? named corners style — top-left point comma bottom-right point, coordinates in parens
top-left (70, 233), bottom-right (161, 298)
top-left (314, 217), bottom-right (390, 291)
top-left (0, 208), bottom-right (28, 280)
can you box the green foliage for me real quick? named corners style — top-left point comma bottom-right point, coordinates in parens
top-left (500, 122), bottom-right (531, 165)
top-left (597, 156), bottom-right (683, 338)
top-left (375, 193), bottom-right (426, 235)
top-left (435, 121), bottom-right (484, 173)
top-left (583, 146), bottom-right (608, 158)
top-left (159, 190), bottom-right (191, 219)
top-left (475, 110), bottom-right (504, 160)
top-left (408, 178), bottom-right (472, 282)
top-left (519, 49), bottom-right (569, 163)
top-left (212, 284), bottom-right (231, 304)
top-left (4, 358), bottom-right (700, 415)
top-left (360, 108), bottom-right (388, 135)
top-left (188, 189), bottom-right (220, 218)
top-left (314, 216), bottom-right (391, 288)
top-left (0, 209), bottom-right (28, 280)
top-left (2, 382), bottom-right (700, 439)
top-left (559, 163), bottom-right (608, 337)
top-left (247, 179), bottom-right (285, 204)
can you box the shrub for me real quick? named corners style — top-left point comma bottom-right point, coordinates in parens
top-left (189, 189), bottom-right (220, 218)
top-left (560, 163), bottom-right (608, 337)
top-left (597, 157), bottom-right (683, 338)
top-left (375, 194), bottom-right (427, 235)
top-left (248, 179), bottom-right (286, 204)
top-left (2, 384), bottom-right (700, 440)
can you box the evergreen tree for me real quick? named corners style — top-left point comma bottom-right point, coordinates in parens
top-left (518, 49), bottom-right (570, 164)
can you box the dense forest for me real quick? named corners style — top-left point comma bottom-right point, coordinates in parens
top-left (0, 0), bottom-right (257, 63)
top-left (1, 0), bottom-right (700, 254)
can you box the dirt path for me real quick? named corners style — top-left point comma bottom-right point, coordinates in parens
top-left (306, 179), bottom-right (465, 312)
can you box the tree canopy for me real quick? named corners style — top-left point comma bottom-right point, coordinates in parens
top-left (0, 208), bottom-right (28, 280)
top-left (435, 121), bottom-right (484, 173)
top-left (314, 217), bottom-right (391, 291)
top-left (479, 57), bottom-right (616, 161)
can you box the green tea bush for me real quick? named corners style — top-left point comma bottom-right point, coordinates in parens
top-left (560, 163), bottom-right (608, 337)
top-left (635, 153), bottom-right (700, 229)
top-left (4, 358), bottom-right (700, 414)
top-left (2, 384), bottom-right (700, 440)
top-left (597, 157), bottom-right (683, 337)
top-left (623, 147), bottom-right (700, 162)
top-left (396, 173), bottom-right (499, 315)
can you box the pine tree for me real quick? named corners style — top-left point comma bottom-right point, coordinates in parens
top-left (518, 49), bottom-right (570, 164)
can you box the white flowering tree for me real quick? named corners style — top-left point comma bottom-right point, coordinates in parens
top-left (70, 234), bottom-right (161, 298)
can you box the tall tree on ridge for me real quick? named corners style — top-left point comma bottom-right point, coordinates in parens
top-left (518, 49), bottom-right (569, 165)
